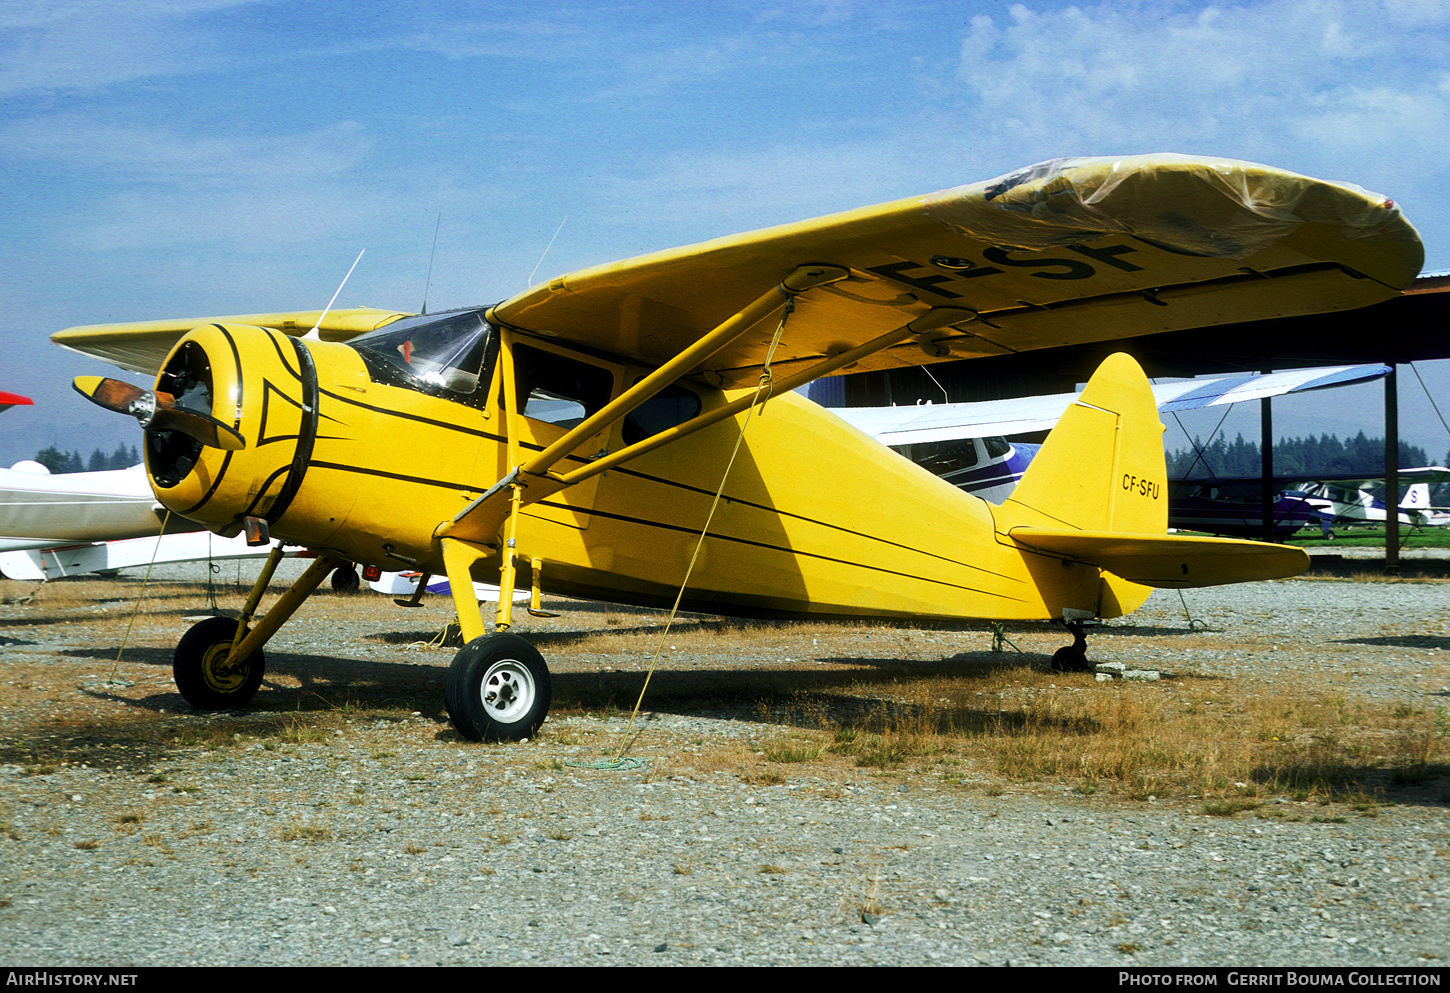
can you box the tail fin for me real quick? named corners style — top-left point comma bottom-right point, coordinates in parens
top-left (1401, 482), bottom-right (1430, 511)
top-left (995, 353), bottom-right (1307, 593)
top-left (1003, 352), bottom-right (1168, 534)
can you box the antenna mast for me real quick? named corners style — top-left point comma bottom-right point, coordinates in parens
top-left (421, 213), bottom-right (441, 315)
top-left (307, 249), bottom-right (366, 339)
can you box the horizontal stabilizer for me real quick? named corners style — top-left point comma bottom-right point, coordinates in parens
top-left (1008, 527), bottom-right (1308, 588)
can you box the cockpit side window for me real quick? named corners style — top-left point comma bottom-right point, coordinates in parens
top-left (512, 344), bottom-right (615, 430)
top-left (890, 438), bottom-right (982, 476)
top-left (350, 309), bottom-right (497, 410)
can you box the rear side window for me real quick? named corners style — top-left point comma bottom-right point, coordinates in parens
top-left (891, 438), bottom-right (981, 475)
top-left (622, 384), bottom-right (701, 445)
top-left (984, 436), bottom-right (1012, 459)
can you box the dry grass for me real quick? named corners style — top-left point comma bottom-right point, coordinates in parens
top-left (4, 570), bottom-right (1447, 814)
top-left (276, 818), bottom-right (333, 843)
top-left (628, 661), bottom-right (1450, 806)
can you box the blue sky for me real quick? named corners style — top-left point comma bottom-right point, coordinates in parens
top-left (3, 0), bottom-right (1449, 466)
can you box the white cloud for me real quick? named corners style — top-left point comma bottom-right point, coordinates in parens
top-left (3, 114), bottom-right (370, 183)
top-left (928, 0), bottom-right (1450, 200)
top-left (0, 0), bottom-right (266, 95)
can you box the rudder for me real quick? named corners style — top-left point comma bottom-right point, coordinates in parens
top-left (1000, 352), bottom-right (1167, 535)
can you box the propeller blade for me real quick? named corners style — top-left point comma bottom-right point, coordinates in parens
top-left (151, 407), bottom-right (247, 451)
top-left (72, 376), bottom-right (246, 451)
top-left (73, 375), bottom-right (146, 415)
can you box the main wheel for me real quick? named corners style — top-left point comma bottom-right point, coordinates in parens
top-left (173, 616), bottom-right (265, 710)
top-left (445, 633), bottom-right (552, 742)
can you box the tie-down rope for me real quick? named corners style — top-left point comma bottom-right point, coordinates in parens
top-left (609, 296), bottom-right (797, 760)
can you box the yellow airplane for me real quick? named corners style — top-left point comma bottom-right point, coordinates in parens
top-left (57, 154), bottom-right (1422, 741)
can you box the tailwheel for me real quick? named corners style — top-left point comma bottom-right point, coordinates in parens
top-left (1050, 644), bottom-right (1089, 673)
top-left (173, 616), bottom-right (265, 709)
top-left (445, 633), bottom-right (552, 742)
top-left (330, 565), bottom-right (361, 594)
top-left (1050, 621), bottom-right (1092, 673)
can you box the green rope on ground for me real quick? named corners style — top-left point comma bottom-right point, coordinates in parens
top-left (565, 757), bottom-right (645, 772)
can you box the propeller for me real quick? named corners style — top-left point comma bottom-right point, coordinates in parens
top-left (73, 376), bottom-right (246, 451)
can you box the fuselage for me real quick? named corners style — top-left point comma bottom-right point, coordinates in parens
top-left (143, 312), bottom-right (1129, 623)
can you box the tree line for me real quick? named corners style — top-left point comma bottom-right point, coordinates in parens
top-left (1169, 431), bottom-right (1442, 487)
top-left (30, 444), bottom-right (142, 473)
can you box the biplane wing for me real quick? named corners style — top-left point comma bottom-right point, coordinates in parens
top-left (52, 307), bottom-right (410, 376)
top-left (489, 154), bottom-right (1422, 388)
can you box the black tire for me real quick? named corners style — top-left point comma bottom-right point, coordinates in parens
top-left (330, 565), bottom-right (361, 594)
top-left (445, 633), bottom-right (552, 742)
top-left (1051, 645), bottom-right (1089, 673)
top-left (173, 616), bottom-right (265, 710)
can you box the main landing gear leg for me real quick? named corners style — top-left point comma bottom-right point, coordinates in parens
top-left (440, 536), bottom-right (552, 742)
top-left (1051, 621), bottom-right (1092, 673)
top-left (173, 550), bottom-right (344, 709)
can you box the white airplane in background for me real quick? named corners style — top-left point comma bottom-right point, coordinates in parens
top-left (0, 461), bottom-right (186, 552)
top-left (0, 392), bottom-right (296, 581)
top-left (1288, 469), bottom-right (1450, 535)
top-left (0, 460), bottom-right (294, 580)
top-left (818, 364), bottom-right (1394, 519)
top-left (369, 570), bottom-right (533, 605)
top-left (1402, 482), bottom-right (1450, 527)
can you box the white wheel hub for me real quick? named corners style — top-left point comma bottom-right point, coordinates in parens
top-left (480, 659), bottom-right (535, 724)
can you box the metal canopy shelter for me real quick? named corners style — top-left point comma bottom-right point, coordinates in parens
top-left (840, 276), bottom-right (1450, 569)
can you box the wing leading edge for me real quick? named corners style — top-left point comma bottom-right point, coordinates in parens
top-left (50, 155), bottom-right (1422, 391)
top-left (52, 308), bottom-right (411, 376)
top-left (489, 154), bottom-right (1421, 387)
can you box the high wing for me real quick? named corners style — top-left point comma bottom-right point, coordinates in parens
top-left (487, 154), bottom-right (1421, 388)
top-left (52, 308), bottom-right (410, 376)
top-left (51, 156), bottom-right (1421, 391)
top-left (828, 363), bottom-right (1393, 445)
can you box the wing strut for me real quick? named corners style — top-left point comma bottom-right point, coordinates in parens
top-left (441, 263), bottom-right (849, 545)
top-left (435, 267), bottom-right (971, 638)
top-left (551, 304), bottom-right (977, 489)
top-left (438, 263), bottom-right (852, 639)
top-left (504, 263), bottom-right (851, 484)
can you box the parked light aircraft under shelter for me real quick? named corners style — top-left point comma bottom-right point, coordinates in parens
top-left (825, 363), bottom-right (1394, 513)
top-left (56, 154), bottom-right (1423, 741)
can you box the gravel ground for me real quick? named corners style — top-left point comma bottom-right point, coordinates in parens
top-left (0, 565), bottom-right (1447, 968)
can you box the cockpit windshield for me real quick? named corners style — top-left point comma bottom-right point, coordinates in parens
top-left (349, 309), bottom-right (496, 406)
